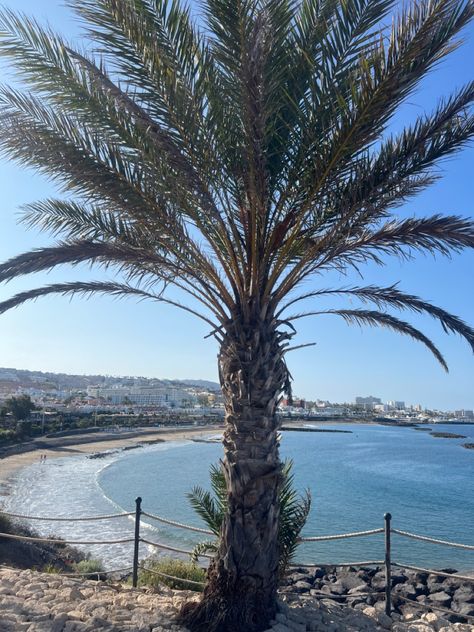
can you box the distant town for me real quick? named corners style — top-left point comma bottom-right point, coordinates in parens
top-left (0, 367), bottom-right (472, 428)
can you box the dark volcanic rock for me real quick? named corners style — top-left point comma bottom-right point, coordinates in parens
top-left (347, 582), bottom-right (370, 595)
top-left (282, 562), bottom-right (473, 623)
top-left (452, 601), bottom-right (474, 616)
top-left (414, 582), bottom-right (429, 596)
top-left (427, 574), bottom-right (445, 591)
top-left (428, 590), bottom-right (452, 607)
top-left (337, 572), bottom-right (371, 592)
top-left (453, 585), bottom-right (474, 603)
top-left (320, 581), bottom-right (345, 595)
top-left (391, 573), bottom-right (407, 587)
top-left (393, 582), bottom-right (418, 601)
top-left (312, 567), bottom-right (326, 580)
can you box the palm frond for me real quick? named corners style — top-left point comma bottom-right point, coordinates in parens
top-left (278, 460), bottom-right (312, 574)
top-left (315, 309), bottom-right (449, 371)
top-left (281, 284), bottom-right (474, 353)
top-left (0, 0), bottom-right (473, 393)
top-left (190, 540), bottom-right (218, 564)
top-left (187, 486), bottom-right (223, 536)
top-left (209, 463), bottom-right (228, 515)
top-left (0, 281), bottom-right (219, 329)
top-left (333, 214), bottom-right (474, 263)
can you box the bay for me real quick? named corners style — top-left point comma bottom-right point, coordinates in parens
top-left (3, 424), bottom-right (474, 571)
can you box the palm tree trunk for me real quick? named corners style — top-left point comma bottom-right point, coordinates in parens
top-left (181, 315), bottom-right (290, 632)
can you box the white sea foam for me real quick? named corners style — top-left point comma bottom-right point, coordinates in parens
top-left (2, 440), bottom-right (192, 570)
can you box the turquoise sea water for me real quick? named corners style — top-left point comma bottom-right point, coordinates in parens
top-left (3, 424), bottom-right (474, 571)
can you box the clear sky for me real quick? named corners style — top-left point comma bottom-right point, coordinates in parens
top-left (0, 0), bottom-right (473, 410)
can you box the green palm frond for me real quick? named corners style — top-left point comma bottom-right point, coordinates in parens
top-left (187, 485), bottom-right (223, 536)
top-left (278, 460), bottom-right (312, 575)
top-left (190, 540), bottom-right (219, 565)
top-left (209, 463), bottom-right (228, 515)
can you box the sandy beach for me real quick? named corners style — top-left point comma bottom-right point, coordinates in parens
top-left (0, 425), bottom-right (223, 498)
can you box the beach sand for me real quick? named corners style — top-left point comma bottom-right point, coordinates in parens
top-left (0, 425), bottom-right (223, 497)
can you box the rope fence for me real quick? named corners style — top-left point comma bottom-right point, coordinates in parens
top-left (289, 559), bottom-right (384, 568)
top-left (1, 510), bottom-right (134, 522)
top-left (391, 561), bottom-right (474, 582)
top-left (0, 531), bottom-right (135, 545)
top-left (391, 528), bottom-right (474, 551)
top-left (1, 500), bottom-right (473, 622)
top-left (299, 527), bottom-right (384, 542)
top-left (395, 594), bottom-right (474, 622)
top-left (142, 510), bottom-right (214, 535)
top-left (141, 537), bottom-right (213, 559)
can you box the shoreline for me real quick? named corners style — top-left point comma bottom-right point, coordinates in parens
top-left (0, 424), bottom-right (223, 499)
top-left (0, 418), bottom-right (388, 494)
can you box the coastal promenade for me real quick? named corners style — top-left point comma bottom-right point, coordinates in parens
top-left (0, 566), bottom-right (472, 631)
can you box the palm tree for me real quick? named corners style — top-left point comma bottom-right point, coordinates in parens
top-left (0, 0), bottom-right (473, 629)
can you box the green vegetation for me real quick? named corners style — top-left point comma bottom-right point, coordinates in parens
top-left (139, 558), bottom-right (206, 592)
top-left (2, 395), bottom-right (36, 421)
top-left (188, 460), bottom-right (311, 576)
top-left (73, 558), bottom-right (105, 579)
top-left (0, 513), bottom-right (85, 572)
top-left (0, 0), bottom-right (474, 628)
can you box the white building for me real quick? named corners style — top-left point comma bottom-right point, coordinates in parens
top-left (87, 385), bottom-right (195, 407)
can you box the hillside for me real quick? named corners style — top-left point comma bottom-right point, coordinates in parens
top-left (0, 367), bottom-right (220, 392)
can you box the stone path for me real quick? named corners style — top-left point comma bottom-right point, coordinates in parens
top-left (0, 568), bottom-right (473, 631)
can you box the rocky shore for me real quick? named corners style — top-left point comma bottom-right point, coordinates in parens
top-left (0, 567), bottom-right (473, 631)
top-left (281, 564), bottom-right (474, 626)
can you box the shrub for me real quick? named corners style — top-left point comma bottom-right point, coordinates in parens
top-left (43, 564), bottom-right (61, 574)
top-left (139, 557), bottom-right (206, 591)
top-left (0, 513), bottom-right (14, 535)
top-left (73, 558), bottom-right (105, 579)
top-left (0, 429), bottom-right (15, 443)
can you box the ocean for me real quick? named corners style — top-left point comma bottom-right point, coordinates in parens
top-left (2, 424), bottom-right (473, 572)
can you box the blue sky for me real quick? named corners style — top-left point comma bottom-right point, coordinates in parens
top-left (0, 0), bottom-right (473, 410)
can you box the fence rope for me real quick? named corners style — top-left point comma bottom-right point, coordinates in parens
top-left (396, 594), bottom-right (474, 622)
top-left (289, 560), bottom-right (384, 569)
top-left (141, 511), bottom-right (214, 535)
top-left (139, 565), bottom-right (205, 587)
top-left (299, 528), bottom-right (384, 542)
top-left (285, 590), bottom-right (374, 599)
top-left (55, 566), bottom-right (133, 578)
top-left (391, 561), bottom-right (474, 583)
top-left (0, 531), bottom-right (135, 545)
top-left (0, 509), bottom-right (134, 522)
top-left (140, 538), bottom-right (213, 559)
top-left (391, 529), bottom-right (474, 551)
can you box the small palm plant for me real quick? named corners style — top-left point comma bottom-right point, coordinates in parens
top-left (188, 460), bottom-right (311, 577)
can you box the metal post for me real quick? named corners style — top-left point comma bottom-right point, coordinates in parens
top-left (132, 496), bottom-right (142, 588)
top-left (384, 512), bottom-right (392, 616)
